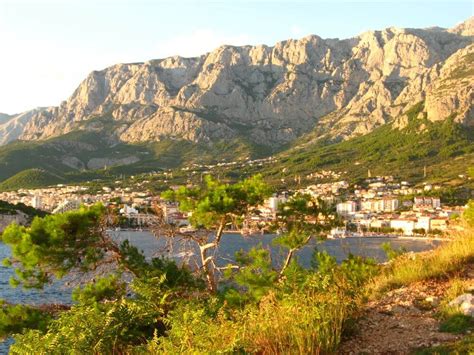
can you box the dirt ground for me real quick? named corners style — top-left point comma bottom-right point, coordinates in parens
top-left (339, 265), bottom-right (474, 354)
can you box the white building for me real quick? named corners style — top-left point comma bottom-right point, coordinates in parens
top-left (120, 205), bottom-right (139, 216)
top-left (381, 198), bottom-right (399, 212)
top-left (415, 216), bottom-right (431, 231)
top-left (264, 195), bottom-right (288, 213)
top-left (52, 199), bottom-right (81, 214)
top-left (336, 201), bottom-right (358, 216)
top-left (414, 197), bottom-right (441, 210)
top-left (390, 219), bottom-right (416, 235)
top-left (361, 198), bottom-right (399, 213)
top-left (32, 195), bottom-right (42, 209)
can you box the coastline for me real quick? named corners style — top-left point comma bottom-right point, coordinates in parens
top-left (109, 228), bottom-right (449, 242)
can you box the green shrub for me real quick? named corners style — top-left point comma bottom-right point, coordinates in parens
top-left (0, 300), bottom-right (51, 339)
top-left (439, 312), bottom-right (473, 334)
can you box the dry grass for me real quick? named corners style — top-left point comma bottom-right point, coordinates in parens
top-left (372, 229), bottom-right (474, 293)
top-left (241, 291), bottom-right (349, 354)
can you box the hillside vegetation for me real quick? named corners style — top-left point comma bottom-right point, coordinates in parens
top-left (263, 103), bottom-right (474, 185)
top-left (1, 178), bottom-right (473, 353)
top-left (0, 116), bottom-right (272, 190)
top-left (0, 103), bottom-right (472, 193)
top-left (0, 169), bottom-right (65, 191)
top-left (0, 200), bottom-right (48, 217)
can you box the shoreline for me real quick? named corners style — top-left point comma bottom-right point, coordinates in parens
top-left (108, 228), bottom-right (449, 242)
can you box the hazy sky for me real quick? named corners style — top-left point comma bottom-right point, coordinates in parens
top-left (0, 0), bottom-right (471, 114)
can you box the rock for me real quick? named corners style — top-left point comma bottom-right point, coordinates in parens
top-left (449, 293), bottom-right (474, 317)
top-left (86, 156), bottom-right (140, 170)
top-left (0, 211), bottom-right (29, 233)
top-left (0, 18), bottom-right (472, 148)
top-left (425, 296), bottom-right (440, 306)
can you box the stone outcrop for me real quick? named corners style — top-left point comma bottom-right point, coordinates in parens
top-left (0, 211), bottom-right (28, 233)
top-left (0, 17), bottom-right (472, 147)
top-left (0, 108), bottom-right (48, 145)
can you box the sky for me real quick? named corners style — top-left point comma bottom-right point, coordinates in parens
top-left (0, 0), bottom-right (472, 114)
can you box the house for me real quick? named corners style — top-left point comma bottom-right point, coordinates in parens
top-left (430, 218), bottom-right (448, 231)
top-left (415, 216), bottom-right (431, 231)
top-left (390, 219), bottom-right (416, 235)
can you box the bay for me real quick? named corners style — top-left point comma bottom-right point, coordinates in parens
top-left (0, 231), bottom-right (442, 353)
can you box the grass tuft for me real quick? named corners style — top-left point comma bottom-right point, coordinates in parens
top-left (372, 229), bottom-right (474, 293)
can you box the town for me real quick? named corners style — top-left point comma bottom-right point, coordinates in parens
top-left (0, 171), bottom-right (467, 238)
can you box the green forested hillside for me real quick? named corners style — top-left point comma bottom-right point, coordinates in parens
top-left (0, 104), bottom-right (472, 191)
top-left (0, 169), bottom-right (65, 191)
top-left (0, 120), bottom-right (272, 190)
top-left (0, 200), bottom-right (48, 217)
top-left (262, 103), bottom-right (474, 185)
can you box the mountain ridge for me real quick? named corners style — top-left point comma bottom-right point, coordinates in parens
top-left (1, 17), bottom-right (472, 148)
top-left (0, 18), bottom-right (472, 187)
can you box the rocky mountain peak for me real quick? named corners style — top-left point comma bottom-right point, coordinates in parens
top-left (449, 16), bottom-right (474, 36)
top-left (0, 18), bottom-right (472, 148)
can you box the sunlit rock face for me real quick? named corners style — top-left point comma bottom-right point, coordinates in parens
top-left (1, 18), bottom-right (472, 147)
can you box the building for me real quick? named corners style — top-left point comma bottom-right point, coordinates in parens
top-left (370, 219), bottom-right (390, 229)
top-left (361, 198), bottom-right (399, 213)
top-left (379, 198), bottom-right (399, 212)
top-left (430, 218), bottom-right (448, 231)
top-left (336, 201), bottom-right (358, 216)
top-left (52, 199), bottom-right (81, 214)
top-left (120, 205), bottom-right (139, 216)
top-left (31, 195), bottom-right (42, 209)
top-left (264, 195), bottom-right (288, 213)
top-left (390, 219), bottom-right (416, 235)
top-left (414, 197), bottom-right (441, 210)
top-left (160, 202), bottom-right (179, 223)
top-left (415, 216), bottom-right (431, 231)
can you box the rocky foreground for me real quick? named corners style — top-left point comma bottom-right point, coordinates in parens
top-left (341, 263), bottom-right (474, 354)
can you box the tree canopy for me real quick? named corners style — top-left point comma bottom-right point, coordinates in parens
top-left (0, 175), bottom-right (379, 353)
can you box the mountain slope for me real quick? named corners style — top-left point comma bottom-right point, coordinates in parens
top-left (263, 102), bottom-right (474, 185)
top-left (0, 18), bottom-right (472, 188)
top-left (0, 114), bottom-right (272, 187)
top-left (0, 109), bottom-right (48, 145)
top-left (0, 169), bottom-right (66, 191)
top-left (0, 18), bottom-right (472, 149)
top-left (0, 113), bottom-right (12, 125)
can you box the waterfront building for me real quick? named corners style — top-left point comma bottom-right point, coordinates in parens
top-left (390, 219), bottom-right (416, 235)
top-left (415, 216), bottom-right (431, 231)
top-left (414, 197), bottom-right (441, 210)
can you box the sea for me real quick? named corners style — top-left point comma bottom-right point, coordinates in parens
top-left (0, 231), bottom-right (443, 353)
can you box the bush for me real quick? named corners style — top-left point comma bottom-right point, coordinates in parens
top-left (0, 300), bottom-right (51, 339)
top-left (439, 312), bottom-right (473, 334)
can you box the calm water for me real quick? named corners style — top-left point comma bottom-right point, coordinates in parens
top-left (0, 232), bottom-right (442, 353)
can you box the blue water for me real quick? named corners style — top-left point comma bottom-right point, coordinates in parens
top-left (0, 232), bottom-right (442, 353)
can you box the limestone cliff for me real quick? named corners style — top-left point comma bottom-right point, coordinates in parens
top-left (1, 17), bottom-right (472, 148)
